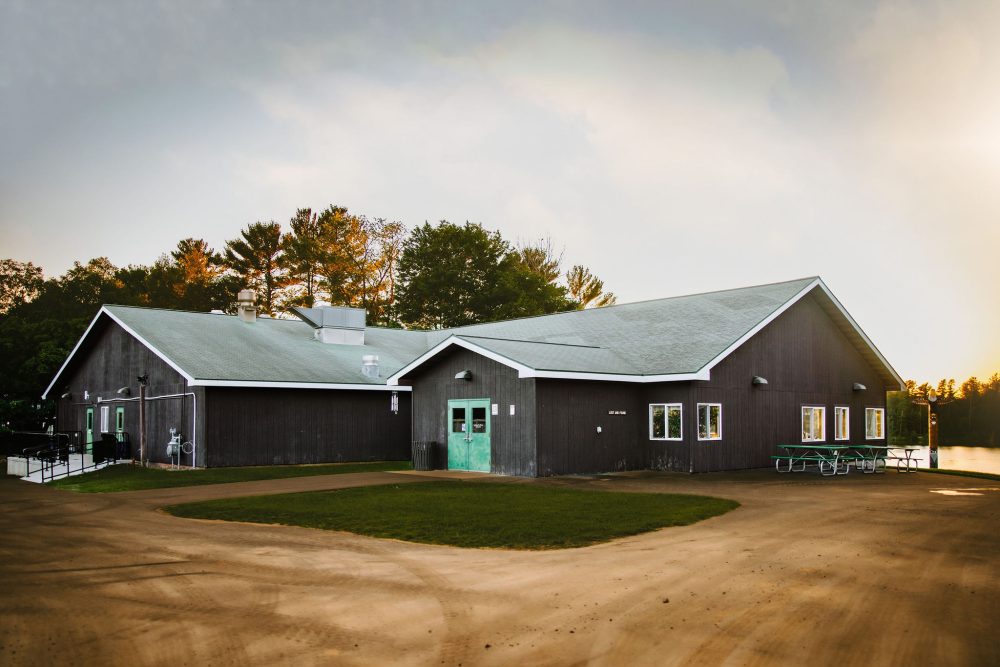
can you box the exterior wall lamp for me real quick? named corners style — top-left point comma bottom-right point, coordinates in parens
top-left (116, 386), bottom-right (131, 396)
top-left (752, 376), bottom-right (768, 385)
top-left (454, 370), bottom-right (472, 381)
top-left (853, 382), bottom-right (867, 391)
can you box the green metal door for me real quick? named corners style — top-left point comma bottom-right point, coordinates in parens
top-left (85, 407), bottom-right (95, 452)
top-left (447, 398), bottom-right (491, 472)
top-left (115, 407), bottom-right (125, 434)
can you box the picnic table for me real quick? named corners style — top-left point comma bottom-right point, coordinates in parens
top-left (772, 444), bottom-right (922, 476)
top-left (773, 444), bottom-right (859, 476)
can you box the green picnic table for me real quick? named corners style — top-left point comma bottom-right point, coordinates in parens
top-left (773, 444), bottom-right (922, 475)
top-left (772, 444), bottom-right (862, 476)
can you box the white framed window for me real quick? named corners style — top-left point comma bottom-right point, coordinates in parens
top-left (865, 407), bottom-right (885, 440)
top-left (834, 406), bottom-right (850, 441)
top-left (649, 403), bottom-right (682, 441)
top-left (100, 405), bottom-right (110, 433)
top-left (801, 406), bottom-right (826, 442)
top-left (697, 403), bottom-right (722, 441)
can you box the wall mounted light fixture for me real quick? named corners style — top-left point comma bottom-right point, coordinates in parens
top-left (454, 370), bottom-right (472, 381)
top-left (752, 376), bottom-right (768, 385)
top-left (853, 382), bottom-right (867, 391)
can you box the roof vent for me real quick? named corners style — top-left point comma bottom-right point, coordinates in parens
top-left (362, 355), bottom-right (379, 379)
top-left (291, 305), bottom-right (366, 345)
top-left (237, 290), bottom-right (256, 323)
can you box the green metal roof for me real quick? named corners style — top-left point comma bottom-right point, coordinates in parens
top-left (431, 277), bottom-right (820, 375)
top-left (101, 306), bottom-right (430, 386)
top-left (44, 276), bottom-right (903, 395)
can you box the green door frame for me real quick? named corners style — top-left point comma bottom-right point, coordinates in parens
top-left (85, 407), bottom-right (95, 452)
top-left (115, 406), bottom-right (125, 434)
top-left (446, 398), bottom-right (491, 472)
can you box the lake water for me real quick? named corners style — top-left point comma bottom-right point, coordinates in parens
top-left (898, 446), bottom-right (1000, 475)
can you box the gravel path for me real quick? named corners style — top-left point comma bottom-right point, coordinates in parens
top-left (1, 469), bottom-right (997, 666)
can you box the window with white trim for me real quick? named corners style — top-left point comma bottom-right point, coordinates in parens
top-left (865, 407), bottom-right (885, 440)
top-left (697, 403), bottom-right (721, 441)
top-left (649, 403), bottom-right (682, 440)
top-left (834, 406), bottom-right (849, 441)
top-left (801, 406), bottom-right (826, 442)
top-left (100, 405), bottom-right (110, 433)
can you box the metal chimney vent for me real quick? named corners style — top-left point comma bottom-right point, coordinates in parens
top-left (237, 289), bottom-right (256, 323)
top-left (361, 355), bottom-right (379, 378)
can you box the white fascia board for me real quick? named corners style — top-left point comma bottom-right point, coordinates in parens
top-left (387, 336), bottom-right (534, 386)
top-left (42, 308), bottom-right (107, 399)
top-left (43, 307), bottom-right (196, 399)
top-left (698, 278), bottom-right (822, 379)
top-left (698, 278), bottom-right (905, 390)
top-left (192, 379), bottom-right (410, 391)
top-left (386, 335), bottom-right (710, 385)
top-left (101, 308), bottom-right (197, 385)
top-left (813, 279), bottom-right (906, 390)
top-left (524, 369), bottom-right (710, 382)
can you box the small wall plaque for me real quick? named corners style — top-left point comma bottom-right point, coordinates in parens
top-left (509, 404), bottom-right (516, 416)
top-left (491, 404), bottom-right (498, 415)
top-left (608, 410), bottom-right (627, 415)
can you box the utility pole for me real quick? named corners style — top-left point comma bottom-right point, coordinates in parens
top-left (137, 373), bottom-right (148, 467)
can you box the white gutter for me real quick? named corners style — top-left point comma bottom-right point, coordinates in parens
top-left (191, 380), bottom-right (410, 391)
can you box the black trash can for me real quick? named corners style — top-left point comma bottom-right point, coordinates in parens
top-left (411, 441), bottom-right (437, 471)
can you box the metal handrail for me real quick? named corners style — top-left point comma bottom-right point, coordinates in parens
top-left (14, 431), bottom-right (132, 483)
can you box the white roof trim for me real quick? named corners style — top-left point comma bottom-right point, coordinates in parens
top-left (699, 278), bottom-right (822, 377)
top-left (813, 280), bottom-right (905, 389)
top-left (42, 308), bottom-right (107, 399)
top-left (43, 307), bottom-right (197, 399)
top-left (43, 307), bottom-right (408, 398)
top-left (387, 336), bottom-right (532, 385)
top-left (386, 335), bottom-right (711, 385)
top-left (192, 379), bottom-right (410, 391)
top-left (698, 278), bottom-right (904, 389)
top-left (100, 307), bottom-right (198, 385)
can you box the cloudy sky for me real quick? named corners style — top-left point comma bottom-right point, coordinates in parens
top-left (2, 1), bottom-right (998, 383)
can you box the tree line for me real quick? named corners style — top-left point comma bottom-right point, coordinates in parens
top-left (0, 207), bottom-right (615, 429)
top-left (888, 375), bottom-right (1000, 447)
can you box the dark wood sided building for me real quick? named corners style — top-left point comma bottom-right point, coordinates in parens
top-left (43, 298), bottom-right (423, 467)
top-left (44, 277), bottom-right (903, 474)
top-left (390, 277), bottom-right (904, 475)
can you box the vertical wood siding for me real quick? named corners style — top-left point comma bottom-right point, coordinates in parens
top-left (406, 347), bottom-right (536, 476)
top-left (55, 318), bottom-right (192, 466)
top-left (687, 293), bottom-right (887, 472)
top-left (203, 387), bottom-right (411, 467)
top-left (534, 379), bottom-right (644, 476)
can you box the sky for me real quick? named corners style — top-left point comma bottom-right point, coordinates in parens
top-left (1, 0), bottom-right (998, 384)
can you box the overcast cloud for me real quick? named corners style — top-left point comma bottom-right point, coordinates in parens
top-left (2, 1), bottom-right (998, 382)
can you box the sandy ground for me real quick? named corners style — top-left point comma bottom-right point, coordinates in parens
top-left (1, 468), bottom-right (998, 667)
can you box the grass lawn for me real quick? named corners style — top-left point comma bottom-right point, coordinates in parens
top-left (49, 460), bottom-right (412, 493)
top-left (164, 481), bottom-right (739, 549)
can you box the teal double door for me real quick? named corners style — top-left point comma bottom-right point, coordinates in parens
top-left (447, 398), bottom-right (491, 472)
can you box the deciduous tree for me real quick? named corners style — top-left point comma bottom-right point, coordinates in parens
top-left (0, 259), bottom-right (43, 314)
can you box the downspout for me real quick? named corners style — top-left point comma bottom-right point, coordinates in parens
top-left (100, 392), bottom-right (198, 467)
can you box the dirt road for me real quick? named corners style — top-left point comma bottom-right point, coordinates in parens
top-left (1, 469), bottom-right (997, 666)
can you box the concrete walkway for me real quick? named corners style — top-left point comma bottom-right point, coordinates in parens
top-left (1, 469), bottom-right (997, 666)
